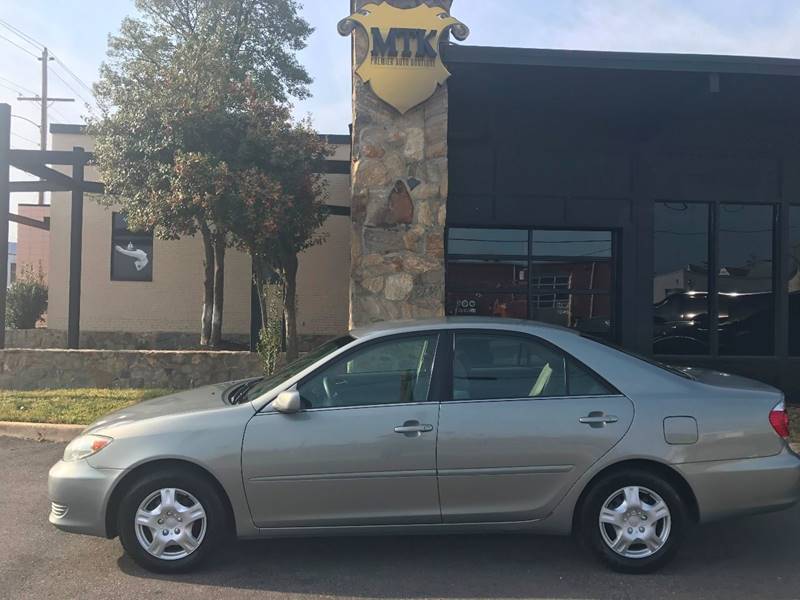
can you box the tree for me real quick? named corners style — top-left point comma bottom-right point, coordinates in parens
top-left (226, 95), bottom-right (330, 360)
top-left (90, 0), bottom-right (312, 347)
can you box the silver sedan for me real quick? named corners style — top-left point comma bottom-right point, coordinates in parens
top-left (48, 317), bottom-right (800, 574)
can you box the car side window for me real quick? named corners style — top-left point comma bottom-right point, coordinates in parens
top-left (297, 335), bottom-right (438, 409)
top-left (452, 332), bottom-right (614, 401)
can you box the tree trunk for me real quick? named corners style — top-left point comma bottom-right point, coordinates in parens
top-left (199, 224), bottom-right (214, 347)
top-left (253, 257), bottom-right (268, 334)
top-left (210, 234), bottom-right (226, 348)
top-left (282, 252), bottom-right (299, 361)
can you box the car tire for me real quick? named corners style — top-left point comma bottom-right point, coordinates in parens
top-left (117, 468), bottom-right (228, 573)
top-left (578, 468), bottom-right (688, 573)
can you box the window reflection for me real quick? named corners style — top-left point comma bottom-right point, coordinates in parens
top-left (447, 260), bottom-right (528, 290)
top-left (718, 205), bottom-right (773, 356)
top-left (532, 230), bottom-right (612, 258)
top-left (653, 203), bottom-right (710, 355)
top-left (447, 228), bottom-right (528, 256)
top-left (446, 228), bottom-right (616, 341)
top-left (446, 292), bottom-right (528, 319)
top-left (531, 293), bottom-right (612, 338)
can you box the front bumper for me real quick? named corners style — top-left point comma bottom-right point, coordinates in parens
top-left (48, 459), bottom-right (123, 538)
top-left (677, 446), bottom-right (800, 523)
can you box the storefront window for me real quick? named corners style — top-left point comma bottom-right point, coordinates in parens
top-left (653, 202), bottom-right (710, 355)
top-left (718, 204), bottom-right (774, 356)
top-left (446, 228), bottom-right (616, 341)
top-left (790, 206), bottom-right (800, 355)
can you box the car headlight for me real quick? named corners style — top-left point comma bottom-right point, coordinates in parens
top-left (62, 434), bottom-right (113, 462)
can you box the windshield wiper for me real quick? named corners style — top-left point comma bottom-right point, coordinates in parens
top-left (229, 379), bottom-right (261, 404)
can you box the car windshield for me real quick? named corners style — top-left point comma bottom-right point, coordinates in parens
top-left (581, 334), bottom-right (695, 380)
top-left (240, 335), bottom-right (355, 403)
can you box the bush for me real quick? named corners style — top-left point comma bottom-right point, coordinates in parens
top-left (6, 266), bottom-right (47, 329)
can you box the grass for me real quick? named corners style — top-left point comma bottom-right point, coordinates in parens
top-left (0, 388), bottom-right (171, 425)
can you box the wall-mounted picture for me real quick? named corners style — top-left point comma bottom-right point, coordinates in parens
top-left (110, 212), bottom-right (153, 282)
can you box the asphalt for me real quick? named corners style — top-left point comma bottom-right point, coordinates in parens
top-left (2, 435), bottom-right (800, 600)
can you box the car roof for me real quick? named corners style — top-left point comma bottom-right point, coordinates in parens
top-left (349, 317), bottom-right (578, 339)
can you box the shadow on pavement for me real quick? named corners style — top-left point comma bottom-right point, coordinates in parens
top-left (116, 507), bottom-right (800, 599)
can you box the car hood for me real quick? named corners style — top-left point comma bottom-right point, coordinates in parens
top-left (677, 367), bottom-right (782, 395)
top-left (83, 380), bottom-right (247, 434)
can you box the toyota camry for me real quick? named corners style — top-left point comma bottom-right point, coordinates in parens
top-left (48, 317), bottom-right (800, 573)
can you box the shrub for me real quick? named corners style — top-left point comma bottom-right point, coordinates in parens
top-left (6, 265), bottom-right (47, 329)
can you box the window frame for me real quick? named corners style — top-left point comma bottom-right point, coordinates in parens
top-left (440, 329), bottom-right (622, 404)
top-left (292, 331), bottom-right (446, 412)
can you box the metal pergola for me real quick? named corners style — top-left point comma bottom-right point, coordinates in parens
top-left (0, 103), bottom-right (103, 349)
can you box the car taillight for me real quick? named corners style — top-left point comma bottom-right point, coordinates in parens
top-left (769, 400), bottom-right (791, 440)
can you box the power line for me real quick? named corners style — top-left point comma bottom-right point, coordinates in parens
top-left (48, 64), bottom-right (92, 107)
top-left (0, 32), bottom-right (39, 59)
top-left (52, 56), bottom-right (93, 95)
top-left (0, 18), bottom-right (44, 50)
top-left (11, 131), bottom-right (39, 146)
top-left (0, 81), bottom-right (23, 96)
top-left (0, 75), bottom-right (37, 96)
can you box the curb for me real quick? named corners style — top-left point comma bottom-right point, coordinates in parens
top-left (0, 421), bottom-right (83, 443)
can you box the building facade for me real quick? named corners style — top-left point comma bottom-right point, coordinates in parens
top-left (46, 125), bottom-right (352, 349)
top-left (14, 204), bottom-right (49, 279)
top-left (344, 0), bottom-right (800, 400)
top-left (34, 0), bottom-right (800, 399)
top-left (5, 242), bottom-right (15, 286)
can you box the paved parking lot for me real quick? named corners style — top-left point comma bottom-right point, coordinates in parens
top-left (2, 434), bottom-right (799, 600)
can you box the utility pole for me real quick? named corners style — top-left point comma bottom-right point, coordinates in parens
top-left (17, 47), bottom-right (73, 204)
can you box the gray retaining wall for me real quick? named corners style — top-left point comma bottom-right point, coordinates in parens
top-left (0, 349), bottom-right (262, 390)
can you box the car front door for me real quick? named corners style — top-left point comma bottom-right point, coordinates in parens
top-left (242, 332), bottom-right (443, 528)
top-left (436, 331), bottom-right (634, 523)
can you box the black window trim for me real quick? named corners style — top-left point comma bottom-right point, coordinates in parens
top-left (441, 328), bottom-right (622, 404)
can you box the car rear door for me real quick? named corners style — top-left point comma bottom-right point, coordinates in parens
top-left (242, 332), bottom-right (445, 528)
top-left (436, 330), bottom-right (634, 523)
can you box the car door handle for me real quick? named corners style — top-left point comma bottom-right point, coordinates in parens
top-left (579, 413), bottom-right (619, 427)
top-left (394, 420), bottom-right (433, 435)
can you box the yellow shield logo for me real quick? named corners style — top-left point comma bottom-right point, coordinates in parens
top-left (338, 2), bottom-right (469, 114)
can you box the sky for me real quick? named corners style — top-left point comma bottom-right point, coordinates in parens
top-left (5, 0), bottom-right (800, 239)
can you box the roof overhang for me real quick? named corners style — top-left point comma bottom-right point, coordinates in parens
top-left (444, 44), bottom-right (800, 78)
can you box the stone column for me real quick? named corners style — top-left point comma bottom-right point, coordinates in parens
top-left (349, 0), bottom-right (452, 326)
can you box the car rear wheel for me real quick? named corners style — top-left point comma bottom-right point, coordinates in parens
top-left (578, 469), bottom-right (688, 573)
top-left (117, 469), bottom-right (227, 573)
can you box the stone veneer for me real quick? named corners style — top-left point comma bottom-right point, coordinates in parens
top-left (349, 0), bottom-right (453, 326)
top-left (0, 349), bottom-right (262, 390)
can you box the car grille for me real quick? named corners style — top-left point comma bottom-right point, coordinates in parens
top-left (50, 502), bottom-right (68, 519)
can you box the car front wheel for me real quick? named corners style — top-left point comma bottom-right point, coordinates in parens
top-left (579, 469), bottom-right (688, 573)
top-left (117, 469), bottom-right (227, 573)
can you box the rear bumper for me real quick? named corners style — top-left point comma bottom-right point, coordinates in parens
top-left (676, 446), bottom-right (800, 523)
top-left (48, 459), bottom-right (122, 538)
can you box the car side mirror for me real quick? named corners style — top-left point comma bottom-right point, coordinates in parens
top-left (273, 390), bottom-right (302, 414)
